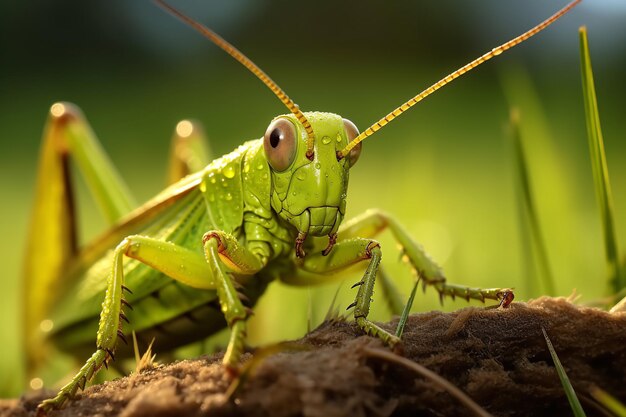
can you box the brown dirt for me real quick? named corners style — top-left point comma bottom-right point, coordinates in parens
top-left (3, 297), bottom-right (626, 417)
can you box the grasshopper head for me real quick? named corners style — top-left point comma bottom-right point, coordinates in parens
top-left (264, 112), bottom-right (361, 245)
top-left (159, 0), bottom-right (582, 255)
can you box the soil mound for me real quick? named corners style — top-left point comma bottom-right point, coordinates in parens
top-left (3, 297), bottom-right (626, 417)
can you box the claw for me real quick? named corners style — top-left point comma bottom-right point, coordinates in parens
top-left (498, 290), bottom-right (515, 308)
top-left (295, 231), bottom-right (307, 258)
top-left (322, 233), bottom-right (338, 256)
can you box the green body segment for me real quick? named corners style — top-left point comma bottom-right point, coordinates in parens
top-left (42, 112), bottom-right (355, 358)
top-left (46, 141), bottom-right (276, 356)
top-left (28, 107), bottom-right (511, 415)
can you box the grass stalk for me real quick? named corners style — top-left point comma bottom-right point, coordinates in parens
top-left (395, 278), bottom-right (419, 338)
top-left (542, 327), bottom-right (586, 417)
top-left (579, 26), bottom-right (623, 294)
top-left (590, 387), bottom-right (626, 417)
top-left (509, 109), bottom-right (556, 296)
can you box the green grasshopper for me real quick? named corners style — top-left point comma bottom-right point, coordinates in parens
top-left (26, 0), bottom-right (579, 414)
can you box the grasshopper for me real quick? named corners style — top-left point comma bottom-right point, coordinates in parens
top-left (26, 1), bottom-right (579, 414)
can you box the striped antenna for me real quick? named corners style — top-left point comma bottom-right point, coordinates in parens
top-left (155, 0), bottom-right (316, 158)
top-left (338, 0), bottom-right (581, 159)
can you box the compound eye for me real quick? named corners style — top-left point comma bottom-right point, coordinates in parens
top-left (264, 118), bottom-right (297, 171)
top-left (342, 118), bottom-right (361, 167)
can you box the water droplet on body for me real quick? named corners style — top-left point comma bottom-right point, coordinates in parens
top-left (223, 165), bottom-right (236, 178)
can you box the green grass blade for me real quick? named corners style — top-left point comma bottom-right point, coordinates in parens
top-left (579, 26), bottom-right (623, 294)
top-left (509, 109), bottom-right (556, 296)
top-left (591, 387), bottom-right (626, 417)
top-left (542, 327), bottom-right (586, 417)
top-left (395, 278), bottom-right (419, 338)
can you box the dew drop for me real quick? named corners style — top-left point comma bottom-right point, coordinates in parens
top-left (315, 162), bottom-right (321, 169)
top-left (257, 163), bottom-right (264, 170)
top-left (336, 134), bottom-right (342, 143)
top-left (224, 165), bottom-right (236, 178)
top-left (321, 136), bottom-right (331, 145)
top-left (225, 193), bottom-right (233, 201)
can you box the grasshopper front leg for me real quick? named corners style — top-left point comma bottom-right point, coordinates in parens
top-left (37, 232), bottom-right (266, 415)
top-left (283, 209), bottom-right (513, 350)
top-left (286, 238), bottom-right (401, 347)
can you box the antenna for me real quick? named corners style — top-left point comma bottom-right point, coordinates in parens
top-left (155, 0), bottom-right (317, 158)
top-left (338, 0), bottom-right (581, 159)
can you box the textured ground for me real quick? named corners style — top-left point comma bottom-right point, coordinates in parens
top-left (3, 297), bottom-right (626, 417)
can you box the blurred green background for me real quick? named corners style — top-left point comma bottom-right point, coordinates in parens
top-left (1, 0), bottom-right (624, 397)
